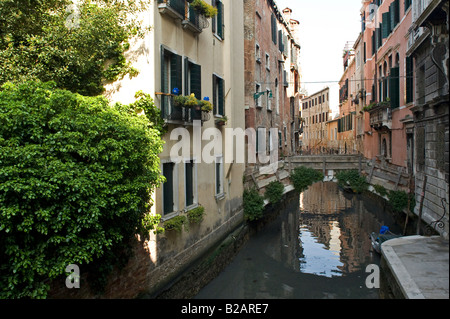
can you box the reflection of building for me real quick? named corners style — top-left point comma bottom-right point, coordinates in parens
top-left (300, 183), bottom-right (382, 274)
top-left (300, 87), bottom-right (331, 153)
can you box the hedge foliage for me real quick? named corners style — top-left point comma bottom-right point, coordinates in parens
top-left (290, 166), bottom-right (324, 193)
top-left (336, 170), bottom-right (368, 194)
top-left (243, 188), bottom-right (265, 222)
top-left (0, 81), bottom-right (164, 298)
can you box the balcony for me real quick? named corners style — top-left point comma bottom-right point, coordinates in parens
top-left (159, 95), bottom-right (211, 125)
top-left (158, 0), bottom-right (209, 34)
top-left (369, 101), bottom-right (392, 131)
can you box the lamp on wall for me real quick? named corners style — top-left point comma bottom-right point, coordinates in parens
top-left (254, 90), bottom-right (273, 100)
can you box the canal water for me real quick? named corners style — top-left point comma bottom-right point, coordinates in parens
top-left (195, 182), bottom-right (403, 299)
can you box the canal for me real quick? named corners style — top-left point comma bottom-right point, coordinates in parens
top-left (195, 182), bottom-right (403, 299)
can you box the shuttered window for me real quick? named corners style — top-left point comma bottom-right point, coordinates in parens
top-left (213, 0), bottom-right (224, 39)
top-left (161, 46), bottom-right (183, 118)
top-left (185, 58), bottom-right (202, 98)
top-left (389, 67), bottom-right (400, 109)
top-left (405, 56), bottom-right (414, 104)
top-left (271, 13), bottom-right (277, 45)
top-left (278, 30), bottom-right (283, 52)
top-left (382, 11), bottom-right (391, 39)
top-left (163, 162), bottom-right (175, 215)
top-left (185, 160), bottom-right (195, 207)
top-left (213, 74), bottom-right (225, 116)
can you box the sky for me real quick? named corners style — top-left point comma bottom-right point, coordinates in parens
top-left (275, 0), bottom-right (363, 115)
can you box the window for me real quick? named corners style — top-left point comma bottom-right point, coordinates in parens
top-left (405, 56), bottom-right (414, 104)
top-left (212, 0), bottom-right (224, 39)
top-left (161, 46), bottom-right (182, 119)
top-left (213, 74), bottom-right (225, 116)
top-left (184, 58), bottom-right (202, 97)
top-left (266, 87), bottom-right (272, 111)
top-left (184, 160), bottom-right (198, 208)
top-left (162, 162), bottom-right (176, 215)
top-left (271, 13), bottom-right (277, 45)
top-left (255, 43), bottom-right (261, 63)
top-left (256, 83), bottom-right (262, 108)
top-left (215, 155), bottom-right (224, 196)
top-left (275, 79), bottom-right (279, 114)
top-left (265, 53), bottom-right (270, 71)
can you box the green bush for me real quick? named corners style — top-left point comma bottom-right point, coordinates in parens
top-left (243, 188), bottom-right (265, 221)
top-left (0, 81), bottom-right (164, 298)
top-left (388, 190), bottom-right (415, 213)
top-left (373, 184), bottom-right (388, 197)
top-left (187, 206), bottom-right (205, 224)
top-left (265, 181), bottom-right (285, 204)
top-left (336, 170), bottom-right (368, 194)
top-left (164, 215), bottom-right (188, 233)
top-left (290, 166), bottom-right (323, 193)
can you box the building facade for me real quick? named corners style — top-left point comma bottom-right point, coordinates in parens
top-left (361, 0), bottom-right (414, 170)
top-left (301, 87), bottom-right (331, 154)
top-left (407, 0), bottom-right (449, 238)
top-left (100, 0), bottom-right (246, 297)
top-left (244, 0), bottom-right (302, 165)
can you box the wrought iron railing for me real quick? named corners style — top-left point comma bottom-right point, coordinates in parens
top-left (160, 95), bottom-right (210, 125)
top-left (158, 0), bottom-right (186, 17)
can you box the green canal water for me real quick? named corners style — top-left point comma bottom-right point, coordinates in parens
top-left (195, 182), bottom-right (403, 299)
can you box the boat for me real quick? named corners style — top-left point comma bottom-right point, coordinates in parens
top-left (370, 226), bottom-right (403, 254)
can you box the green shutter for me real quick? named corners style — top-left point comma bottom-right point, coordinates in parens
top-left (389, 67), bottom-right (400, 109)
top-left (406, 56), bottom-right (414, 103)
top-left (163, 163), bottom-right (174, 215)
top-left (170, 53), bottom-right (182, 94)
top-left (218, 77), bottom-right (224, 116)
top-left (217, 0), bottom-right (224, 39)
top-left (382, 12), bottom-right (391, 38)
top-left (185, 161), bottom-right (194, 207)
top-left (190, 63), bottom-right (202, 98)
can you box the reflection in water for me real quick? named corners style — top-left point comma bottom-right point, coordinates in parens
top-left (299, 223), bottom-right (343, 278)
top-left (196, 182), bottom-right (402, 299)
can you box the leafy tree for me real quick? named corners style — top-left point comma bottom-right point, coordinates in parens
top-left (0, 81), bottom-right (164, 298)
top-left (0, 0), bottom-right (149, 96)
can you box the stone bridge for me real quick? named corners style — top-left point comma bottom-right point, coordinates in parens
top-left (287, 155), bottom-right (363, 176)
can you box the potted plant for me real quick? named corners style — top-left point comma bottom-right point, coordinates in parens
top-left (199, 99), bottom-right (213, 113)
top-left (190, 0), bottom-right (218, 18)
top-left (215, 115), bottom-right (228, 126)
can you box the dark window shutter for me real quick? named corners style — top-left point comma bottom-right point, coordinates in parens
top-left (185, 161), bottom-right (194, 207)
top-left (163, 163), bottom-right (174, 215)
top-left (389, 67), bottom-right (400, 108)
top-left (218, 77), bottom-right (224, 116)
top-left (406, 56), bottom-right (414, 103)
top-left (170, 53), bottom-right (182, 94)
top-left (213, 75), bottom-right (217, 115)
top-left (217, 0), bottom-right (224, 39)
top-left (382, 12), bottom-right (391, 38)
top-left (190, 63), bottom-right (202, 98)
top-left (278, 30), bottom-right (283, 52)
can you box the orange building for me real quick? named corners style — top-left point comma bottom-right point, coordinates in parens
top-left (360, 0), bottom-right (414, 170)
